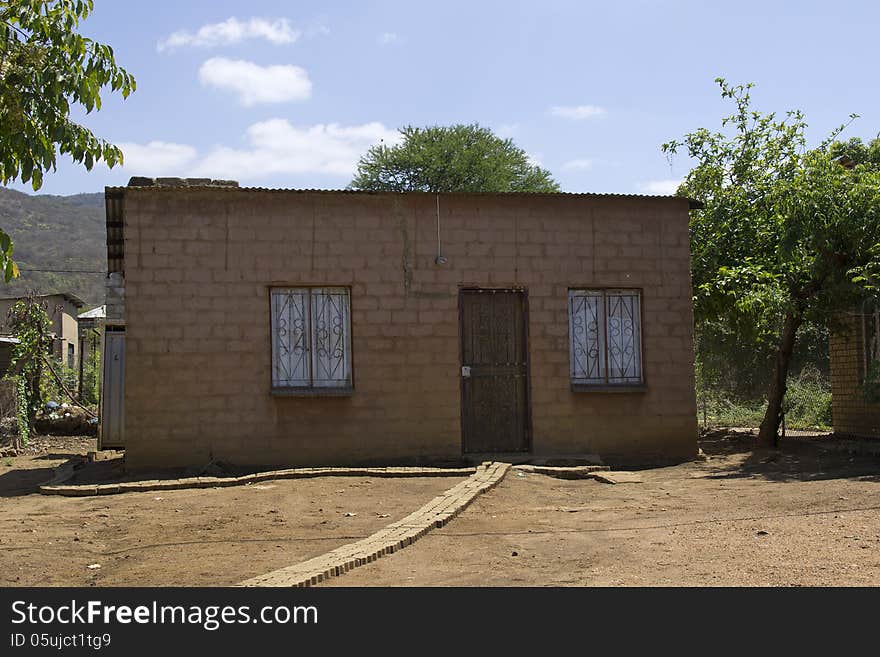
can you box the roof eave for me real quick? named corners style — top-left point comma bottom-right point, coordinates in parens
top-left (106, 184), bottom-right (707, 208)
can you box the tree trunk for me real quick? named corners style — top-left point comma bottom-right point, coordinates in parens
top-left (27, 366), bottom-right (40, 428)
top-left (757, 309), bottom-right (802, 447)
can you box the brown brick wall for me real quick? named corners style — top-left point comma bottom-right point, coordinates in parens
top-left (120, 190), bottom-right (698, 468)
top-left (830, 313), bottom-right (880, 438)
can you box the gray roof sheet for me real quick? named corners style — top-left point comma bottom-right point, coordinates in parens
top-left (106, 184), bottom-right (703, 209)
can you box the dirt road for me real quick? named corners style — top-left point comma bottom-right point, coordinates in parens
top-left (2, 432), bottom-right (879, 586)
top-left (0, 438), bottom-right (463, 586)
top-left (327, 434), bottom-right (880, 586)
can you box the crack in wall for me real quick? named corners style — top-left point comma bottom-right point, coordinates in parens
top-left (393, 196), bottom-right (413, 294)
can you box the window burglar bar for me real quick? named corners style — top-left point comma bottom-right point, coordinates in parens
top-left (271, 287), bottom-right (352, 389)
top-left (568, 289), bottom-right (642, 385)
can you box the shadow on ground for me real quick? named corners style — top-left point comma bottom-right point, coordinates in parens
top-left (0, 465), bottom-right (59, 497)
top-left (3, 429), bottom-right (878, 496)
top-left (699, 429), bottom-right (880, 483)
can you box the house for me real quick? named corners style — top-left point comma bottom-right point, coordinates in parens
top-left (0, 292), bottom-right (85, 372)
top-left (103, 177), bottom-right (700, 469)
top-left (0, 336), bottom-right (19, 376)
top-left (830, 300), bottom-right (880, 437)
top-left (77, 305), bottom-right (105, 401)
top-left (827, 154), bottom-right (880, 439)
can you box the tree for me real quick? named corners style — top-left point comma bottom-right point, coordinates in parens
top-left (0, 0), bottom-right (135, 280)
top-left (350, 124), bottom-right (560, 193)
top-left (663, 79), bottom-right (880, 446)
top-left (6, 295), bottom-right (52, 447)
top-left (829, 135), bottom-right (880, 167)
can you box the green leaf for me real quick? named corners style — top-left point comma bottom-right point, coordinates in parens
top-left (668, 78), bottom-right (880, 434)
top-left (349, 124), bottom-right (560, 193)
top-left (0, 0), bottom-right (135, 277)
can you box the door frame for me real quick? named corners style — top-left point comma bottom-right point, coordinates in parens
top-left (458, 286), bottom-right (533, 455)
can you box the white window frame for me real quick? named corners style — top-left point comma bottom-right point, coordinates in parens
top-left (271, 287), bottom-right (353, 391)
top-left (568, 288), bottom-right (643, 387)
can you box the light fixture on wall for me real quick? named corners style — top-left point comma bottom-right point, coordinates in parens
top-left (434, 193), bottom-right (448, 265)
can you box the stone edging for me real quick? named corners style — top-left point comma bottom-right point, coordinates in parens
top-left (513, 464), bottom-right (609, 479)
top-left (40, 456), bottom-right (87, 490)
top-left (39, 463), bottom-right (477, 497)
top-left (816, 440), bottom-right (880, 457)
top-left (239, 461), bottom-right (510, 587)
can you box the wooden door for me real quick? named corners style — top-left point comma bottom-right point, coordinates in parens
top-left (460, 289), bottom-right (530, 453)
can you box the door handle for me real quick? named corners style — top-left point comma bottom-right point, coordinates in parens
top-left (461, 366), bottom-right (471, 378)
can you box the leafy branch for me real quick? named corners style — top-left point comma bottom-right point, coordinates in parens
top-left (664, 78), bottom-right (880, 445)
top-left (0, 0), bottom-right (135, 281)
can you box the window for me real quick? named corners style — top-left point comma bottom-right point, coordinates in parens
top-left (568, 289), bottom-right (643, 387)
top-left (67, 343), bottom-right (75, 369)
top-left (864, 299), bottom-right (880, 380)
top-left (271, 287), bottom-right (352, 392)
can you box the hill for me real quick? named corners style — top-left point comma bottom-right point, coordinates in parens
top-left (0, 188), bottom-right (105, 307)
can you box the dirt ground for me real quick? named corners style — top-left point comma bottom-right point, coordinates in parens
top-left (2, 431), bottom-right (880, 587)
top-left (329, 431), bottom-right (880, 587)
top-left (0, 437), bottom-right (463, 586)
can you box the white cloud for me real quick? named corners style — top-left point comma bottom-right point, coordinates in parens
top-left (495, 123), bottom-right (519, 138)
top-left (192, 119), bottom-right (401, 179)
top-left (562, 158), bottom-right (593, 170)
top-left (639, 179), bottom-right (683, 195)
top-left (378, 32), bottom-right (399, 46)
top-left (157, 17), bottom-right (301, 52)
top-left (549, 105), bottom-right (607, 120)
top-left (118, 141), bottom-right (198, 175)
top-left (198, 58), bottom-right (312, 106)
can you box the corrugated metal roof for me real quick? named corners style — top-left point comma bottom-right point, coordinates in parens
top-left (0, 291), bottom-right (86, 307)
top-left (106, 183), bottom-right (704, 209)
top-left (78, 305), bottom-right (106, 320)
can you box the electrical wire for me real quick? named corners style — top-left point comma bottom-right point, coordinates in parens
top-left (17, 268), bottom-right (105, 274)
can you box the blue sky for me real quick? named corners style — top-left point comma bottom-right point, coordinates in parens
top-left (8, 0), bottom-right (880, 196)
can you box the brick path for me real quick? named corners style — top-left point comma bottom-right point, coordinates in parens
top-left (39, 463), bottom-right (475, 496)
top-left (239, 462), bottom-right (510, 587)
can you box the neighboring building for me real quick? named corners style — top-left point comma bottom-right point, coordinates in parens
top-left (78, 304), bottom-right (106, 328)
top-left (0, 292), bottom-right (85, 371)
top-left (828, 153), bottom-right (880, 439)
top-left (830, 300), bottom-right (880, 438)
top-left (104, 178), bottom-right (701, 469)
top-left (77, 305), bottom-right (105, 401)
top-left (0, 336), bottom-right (19, 375)
top-left (77, 305), bottom-right (107, 339)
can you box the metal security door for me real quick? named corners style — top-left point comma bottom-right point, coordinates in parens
top-left (99, 328), bottom-right (125, 449)
top-left (460, 289), bottom-right (530, 453)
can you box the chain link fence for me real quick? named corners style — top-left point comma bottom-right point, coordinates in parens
top-left (697, 363), bottom-right (832, 432)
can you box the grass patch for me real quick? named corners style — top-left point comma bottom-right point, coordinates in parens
top-left (698, 365), bottom-right (831, 431)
